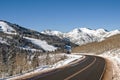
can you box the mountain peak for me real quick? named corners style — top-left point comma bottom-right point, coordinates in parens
top-left (41, 29), bottom-right (62, 36)
top-left (0, 21), bottom-right (16, 34)
top-left (96, 28), bottom-right (108, 32)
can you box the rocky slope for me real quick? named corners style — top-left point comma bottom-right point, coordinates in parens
top-left (0, 20), bottom-right (76, 52)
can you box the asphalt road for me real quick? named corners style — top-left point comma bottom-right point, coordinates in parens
top-left (25, 55), bottom-right (106, 80)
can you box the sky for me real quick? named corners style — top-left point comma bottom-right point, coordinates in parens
top-left (0, 0), bottom-right (120, 32)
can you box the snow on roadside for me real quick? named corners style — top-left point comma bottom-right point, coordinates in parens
top-left (52, 54), bottom-right (83, 68)
top-left (6, 54), bottom-right (83, 80)
top-left (24, 37), bottom-right (57, 52)
top-left (99, 49), bottom-right (120, 80)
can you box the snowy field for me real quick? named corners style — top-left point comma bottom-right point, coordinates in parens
top-left (100, 49), bottom-right (120, 80)
top-left (4, 54), bottom-right (83, 80)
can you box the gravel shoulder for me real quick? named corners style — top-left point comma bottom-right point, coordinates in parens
top-left (102, 58), bottom-right (113, 80)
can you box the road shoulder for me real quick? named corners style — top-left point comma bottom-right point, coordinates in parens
top-left (102, 58), bottom-right (113, 80)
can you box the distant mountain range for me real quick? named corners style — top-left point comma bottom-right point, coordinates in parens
top-left (41, 28), bottom-right (120, 45)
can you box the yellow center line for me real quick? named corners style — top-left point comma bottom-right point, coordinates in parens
top-left (64, 57), bottom-right (96, 80)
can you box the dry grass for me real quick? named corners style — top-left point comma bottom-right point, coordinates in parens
top-left (73, 34), bottom-right (120, 54)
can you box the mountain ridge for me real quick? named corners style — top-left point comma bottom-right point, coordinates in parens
top-left (0, 20), bottom-right (77, 52)
top-left (1, 20), bottom-right (120, 46)
top-left (42, 28), bottom-right (120, 45)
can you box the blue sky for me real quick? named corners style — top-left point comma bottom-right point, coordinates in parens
top-left (0, 0), bottom-right (120, 32)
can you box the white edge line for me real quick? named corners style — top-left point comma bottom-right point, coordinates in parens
top-left (99, 58), bottom-right (106, 80)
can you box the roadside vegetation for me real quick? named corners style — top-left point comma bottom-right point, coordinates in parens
top-left (0, 46), bottom-right (67, 78)
top-left (0, 33), bottom-right (68, 78)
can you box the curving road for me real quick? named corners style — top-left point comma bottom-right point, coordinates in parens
top-left (24, 55), bottom-right (106, 80)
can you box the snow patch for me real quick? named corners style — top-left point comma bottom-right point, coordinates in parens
top-left (19, 47), bottom-right (42, 52)
top-left (24, 37), bottom-right (57, 52)
top-left (0, 21), bottom-right (16, 34)
top-left (52, 54), bottom-right (83, 68)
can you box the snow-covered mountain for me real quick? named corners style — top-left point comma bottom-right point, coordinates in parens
top-left (0, 20), bottom-right (16, 34)
top-left (0, 20), bottom-right (76, 52)
top-left (0, 20), bottom-right (55, 52)
top-left (42, 28), bottom-right (120, 45)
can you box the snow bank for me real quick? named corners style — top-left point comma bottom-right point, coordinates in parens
top-left (100, 49), bottom-right (120, 80)
top-left (24, 37), bottom-right (57, 52)
top-left (52, 54), bottom-right (83, 68)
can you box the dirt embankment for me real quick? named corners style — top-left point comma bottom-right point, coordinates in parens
top-left (102, 58), bottom-right (113, 80)
top-left (73, 34), bottom-right (120, 54)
